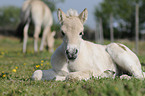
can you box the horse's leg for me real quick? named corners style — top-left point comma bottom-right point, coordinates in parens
top-left (106, 43), bottom-right (144, 79)
top-left (47, 31), bottom-right (55, 53)
top-left (34, 25), bottom-right (41, 52)
top-left (40, 26), bottom-right (50, 51)
top-left (32, 69), bottom-right (66, 81)
top-left (23, 22), bottom-right (30, 53)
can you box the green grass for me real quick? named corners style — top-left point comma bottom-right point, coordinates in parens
top-left (0, 36), bottom-right (145, 96)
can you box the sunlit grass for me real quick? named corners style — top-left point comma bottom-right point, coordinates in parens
top-left (0, 36), bottom-right (145, 96)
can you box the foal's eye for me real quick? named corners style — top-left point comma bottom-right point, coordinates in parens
top-left (79, 32), bottom-right (83, 36)
top-left (61, 31), bottom-right (65, 36)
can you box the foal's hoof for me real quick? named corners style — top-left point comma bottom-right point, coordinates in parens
top-left (31, 70), bottom-right (43, 80)
top-left (120, 75), bottom-right (131, 80)
top-left (65, 74), bottom-right (80, 81)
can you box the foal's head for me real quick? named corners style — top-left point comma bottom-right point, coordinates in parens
top-left (57, 8), bottom-right (88, 60)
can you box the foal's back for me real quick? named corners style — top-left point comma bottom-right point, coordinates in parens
top-left (82, 40), bottom-right (116, 74)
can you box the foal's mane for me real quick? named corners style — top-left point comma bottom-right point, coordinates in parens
top-left (67, 9), bottom-right (78, 17)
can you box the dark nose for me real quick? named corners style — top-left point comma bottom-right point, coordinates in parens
top-left (65, 49), bottom-right (78, 60)
top-left (66, 49), bottom-right (78, 55)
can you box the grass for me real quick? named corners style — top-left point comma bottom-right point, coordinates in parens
top-left (0, 36), bottom-right (145, 96)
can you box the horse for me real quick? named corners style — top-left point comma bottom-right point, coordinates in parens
top-left (17, 0), bottom-right (54, 53)
top-left (32, 8), bottom-right (145, 81)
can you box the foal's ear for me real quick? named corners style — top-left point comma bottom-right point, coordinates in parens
top-left (79, 8), bottom-right (88, 24)
top-left (57, 8), bottom-right (66, 24)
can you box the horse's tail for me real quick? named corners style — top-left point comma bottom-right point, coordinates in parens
top-left (15, 7), bottom-right (31, 42)
top-left (15, 22), bottom-right (25, 42)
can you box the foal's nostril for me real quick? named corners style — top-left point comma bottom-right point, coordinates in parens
top-left (65, 49), bottom-right (69, 55)
top-left (65, 49), bottom-right (78, 60)
top-left (75, 49), bottom-right (78, 54)
top-left (66, 49), bottom-right (78, 55)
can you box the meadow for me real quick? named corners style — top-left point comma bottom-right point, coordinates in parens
top-left (0, 36), bottom-right (145, 96)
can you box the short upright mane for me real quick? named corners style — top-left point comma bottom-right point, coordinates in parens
top-left (67, 9), bottom-right (78, 17)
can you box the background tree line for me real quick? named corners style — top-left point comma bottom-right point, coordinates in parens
top-left (0, 0), bottom-right (145, 41)
top-left (94, 0), bottom-right (145, 41)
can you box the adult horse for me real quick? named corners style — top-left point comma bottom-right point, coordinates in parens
top-left (32, 8), bottom-right (144, 81)
top-left (17, 0), bottom-right (54, 53)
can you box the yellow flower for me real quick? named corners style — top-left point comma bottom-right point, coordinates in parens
top-left (1, 52), bottom-right (4, 55)
top-left (115, 87), bottom-right (118, 91)
top-left (15, 67), bottom-right (18, 69)
top-left (2, 74), bottom-right (6, 77)
top-left (12, 69), bottom-right (16, 72)
top-left (23, 63), bottom-right (26, 65)
top-left (41, 60), bottom-right (44, 63)
top-left (36, 65), bottom-right (40, 68)
top-left (2, 71), bottom-right (4, 73)
top-left (41, 64), bottom-right (43, 66)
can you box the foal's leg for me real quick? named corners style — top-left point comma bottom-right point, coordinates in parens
top-left (106, 43), bottom-right (144, 79)
top-left (32, 69), bottom-right (66, 81)
top-left (34, 25), bottom-right (41, 52)
top-left (40, 26), bottom-right (50, 51)
top-left (66, 70), bottom-right (93, 80)
top-left (23, 22), bottom-right (30, 53)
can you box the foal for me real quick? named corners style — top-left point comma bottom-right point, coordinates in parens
top-left (32, 8), bottom-right (144, 81)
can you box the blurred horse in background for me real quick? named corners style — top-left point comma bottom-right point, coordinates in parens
top-left (16, 0), bottom-right (54, 53)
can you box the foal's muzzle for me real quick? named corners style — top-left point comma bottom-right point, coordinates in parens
top-left (65, 49), bottom-right (78, 60)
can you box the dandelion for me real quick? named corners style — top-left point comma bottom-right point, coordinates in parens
top-left (41, 60), bottom-right (44, 63)
top-left (36, 65), bottom-right (40, 68)
top-left (15, 67), bottom-right (18, 69)
top-left (2, 71), bottom-right (4, 73)
top-left (41, 64), bottom-right (43, 66)
top-left (12, 69), bottom-right (16, 72)
top-left (115, 87), bottom-right (118, 91)
top-left (23, 63), bottom-right (26, 65)
top-left (1, 52), bottom-right (4, 55)
top-left (2, 74), bottom-right (6, 77)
